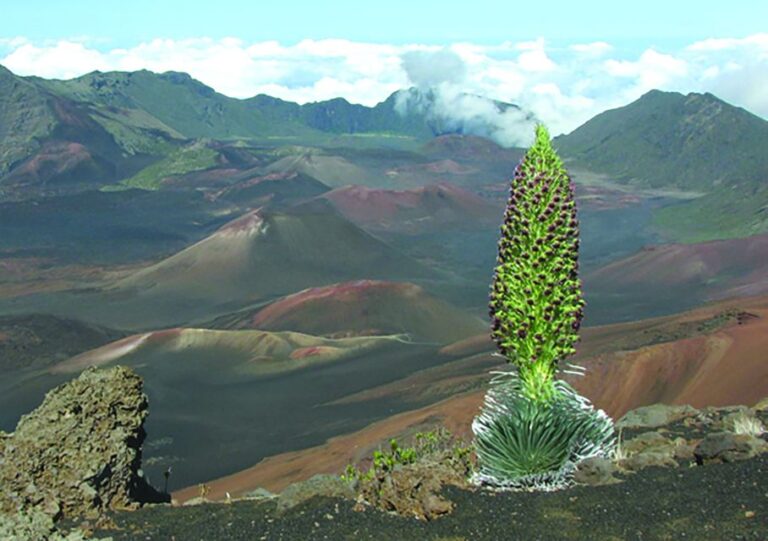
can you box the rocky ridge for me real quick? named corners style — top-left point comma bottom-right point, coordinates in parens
top-left (0, 366), bottom-right (166, 538)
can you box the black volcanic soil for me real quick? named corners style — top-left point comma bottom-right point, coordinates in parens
top-left (0, 314), bottom-right (125, 371)
top-left (96, 454), bottom-right (768, 540)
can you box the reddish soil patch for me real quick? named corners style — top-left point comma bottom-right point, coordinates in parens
top-left (321, 182), bottom-right (501, 232)
top-left (586, 233), bottom-right (768, 291)
top-left (248, 280), bottom-right (414, 328)
top-left (289, 346), bottom-right (337, 359)
top-left (146, 328), bottom-right (184, 343)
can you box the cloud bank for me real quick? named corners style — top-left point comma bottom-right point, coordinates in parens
top-left (1, 34), bottom-right (766, 143)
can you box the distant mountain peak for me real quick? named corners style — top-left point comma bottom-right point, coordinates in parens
top-left (554, 88), bottom-right (768, 192)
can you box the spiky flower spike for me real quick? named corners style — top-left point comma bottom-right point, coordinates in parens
top-left (489, 124), bottom-right (585, 404)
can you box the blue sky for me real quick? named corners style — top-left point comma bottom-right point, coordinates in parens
top-left (3, 0), bottom-right (765, 50)
top-left (1, 1), bottom-right (766, 138)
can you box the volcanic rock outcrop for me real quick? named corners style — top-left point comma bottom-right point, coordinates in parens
top-left (0, 365), bottom-right (164, 522)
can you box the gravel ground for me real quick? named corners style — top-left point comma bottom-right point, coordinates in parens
top-left (95, 453), bottom-right (768, 540)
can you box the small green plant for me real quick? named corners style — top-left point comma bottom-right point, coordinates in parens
top-left (340, 429), bottom-right (472, 484)
top-left (473, 124), bottom-right (616, 491)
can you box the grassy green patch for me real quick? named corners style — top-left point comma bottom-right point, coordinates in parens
top-left (110, 144), bottom-right (218, 191)
top-left (91, 106), bottom-right (184, 156)
top-left (651, 183), bottom-right (768, 243)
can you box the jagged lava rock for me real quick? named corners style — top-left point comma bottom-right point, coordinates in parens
top-left (615, 404), bottom-right (698, 430)
top-left (694, 432), bottom-right (768, 465)
top-left (0, 366), bottom-right (160, 520)
top-left (572, 456), bottom-right (622, 486)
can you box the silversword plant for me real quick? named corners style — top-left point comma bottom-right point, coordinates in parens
top-left (473, 124), bottom-right (616, 491)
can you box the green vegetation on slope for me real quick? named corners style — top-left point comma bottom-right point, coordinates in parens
top-left (105, 143), bottom-right (218, 191)
top-left (34, 69), bottom-right (521, 145)
top-left (555, 89), bottom-right (768, 245)
top-left (554, 90), bottom-right (768, 192)
top-left (0, 66), bottom-right (56, 175)
top-left (35, 70), bottom-right (324, 140)
top-left (89, 106), bottom-right (184, 155)
top-left (651, 181), bottom-right (768, 243)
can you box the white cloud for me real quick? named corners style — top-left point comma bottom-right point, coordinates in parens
top-left (515, 38), bottom-right (557, 72)
top-left (686, 33), bottom-right (768, 53)
top-left (570, 42), bottom-right (613, 56)
top-left (3, 41), bottom-right (109, 79)
top-left (0, 34), bottom-right (766, 141)
top-left (681, 34), bottom-right (768, 118)
top-left (603, 49), bottom-right (689, 97)
top-left (400, 49), bottom-right (467, 86)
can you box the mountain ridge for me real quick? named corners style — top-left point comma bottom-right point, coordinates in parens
top-left (554, 89), bottom-right (768, 192)
top-left (554, 88), bottom-right (768, 242)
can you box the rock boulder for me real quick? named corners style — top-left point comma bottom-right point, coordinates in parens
top-left (0, 365), bottom-right (165, 521)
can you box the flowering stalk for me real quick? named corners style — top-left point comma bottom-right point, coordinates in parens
top-left (489, 124), bottom-right (585, 404)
